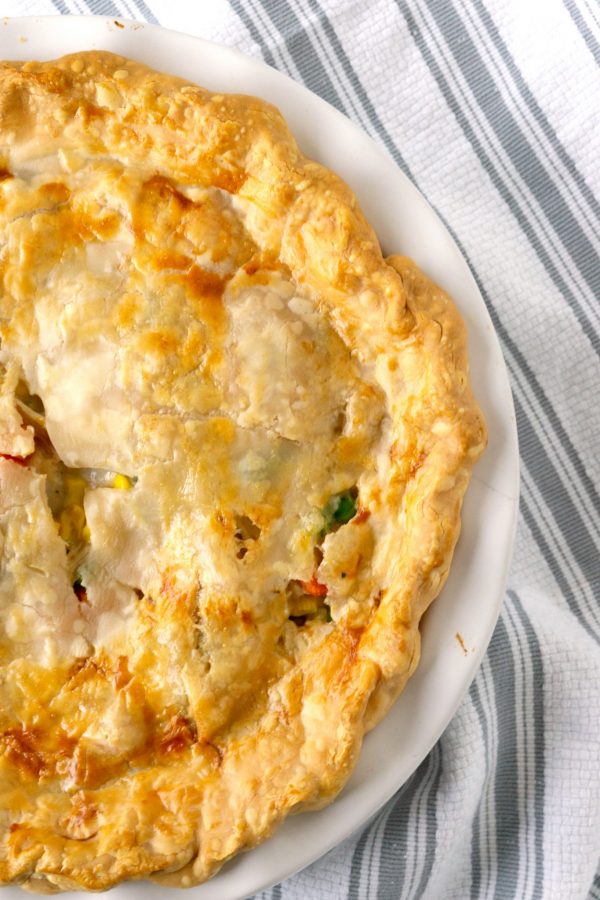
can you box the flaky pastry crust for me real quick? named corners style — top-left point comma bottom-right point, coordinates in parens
top-left (0, 52), bottom-right (486, 891)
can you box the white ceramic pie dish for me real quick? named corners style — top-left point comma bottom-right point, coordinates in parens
top-left (0, 16), bottom-right (519, 900)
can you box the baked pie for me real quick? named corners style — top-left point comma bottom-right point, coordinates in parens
top-left (0, 51), bottom-right (486, 891)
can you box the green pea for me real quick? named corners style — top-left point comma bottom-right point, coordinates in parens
top-left (332, 492), bottom-right (357, 524)
top-left (320, 488), bottom-right (358, 537)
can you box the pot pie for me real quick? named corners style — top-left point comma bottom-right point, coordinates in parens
top-left (0, 51), bottom-right (486, 891)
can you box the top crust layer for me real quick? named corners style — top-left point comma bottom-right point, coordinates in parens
top-left (0, 52), bottom-right (486, 891)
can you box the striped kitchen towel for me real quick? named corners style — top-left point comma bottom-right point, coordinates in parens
top-left (3, 0), bottom-right (600, 898)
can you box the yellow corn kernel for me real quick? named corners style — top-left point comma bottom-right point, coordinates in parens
top-left (58, 509), bottom-right (73, 543)
top-left (59, 505), bottom-right (86, 543)
top-left (113, 473), bottom-right (132, 490)
top-left (82, 524), bottom-right (91, 542)
top-left (64, 474), bottom-right (87, 508)
top-left (289, 596), bottom-right (320, 618)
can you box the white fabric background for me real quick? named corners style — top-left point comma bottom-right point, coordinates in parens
top-left (1, 1), bottom-right (599, 898)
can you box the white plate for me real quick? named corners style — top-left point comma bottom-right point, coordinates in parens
top-left (0, 16), bottom-right (519, 900)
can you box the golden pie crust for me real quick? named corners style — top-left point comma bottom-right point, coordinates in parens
top-left (0, 52), bottom-right (486, 891)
